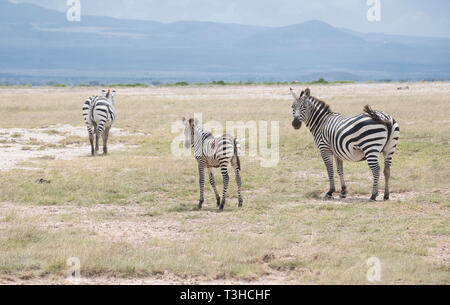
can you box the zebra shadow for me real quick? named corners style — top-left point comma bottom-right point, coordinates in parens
top-left (329, 197), bottom-right (372, 204)
top-left (167, 203), bottom-right (234, 213)
top-left (306, 191), bottom-right (372, 204)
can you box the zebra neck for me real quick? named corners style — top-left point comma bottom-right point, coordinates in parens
top-left (193, 126), bottom-right (212, 148)
top-left (305, 99), bottom-right (333, 135)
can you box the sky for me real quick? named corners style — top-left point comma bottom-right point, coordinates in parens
top-left (11, 0), bottom-right (450, 38)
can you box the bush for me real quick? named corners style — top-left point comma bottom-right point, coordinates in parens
top-left (211, 80), bottom-right (227, 85)
top-left (310, 78), bottom-right (328, 84)
top-left (173, 81), bottom-right (189, 86)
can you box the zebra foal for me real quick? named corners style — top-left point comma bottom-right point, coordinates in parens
top-left (182, 117), bottom-right (243, 210)
top-left (82, 89), bottom-right (116, 156)
top-left (290, 88), bottom-right (400, 201)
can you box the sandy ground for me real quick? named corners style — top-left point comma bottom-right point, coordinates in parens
top-left (1, 187), bottom-right (446, 286)
top-left (0, 272), bottom-right (298, 285)
top-left (1, 82), bottom-right (449, 99)
top-left (0, 124), bottom-right (140, 170)
top-left (0, 199), bottom-right (308, 285)
top-left (0, 191), bottom-right (427, 246)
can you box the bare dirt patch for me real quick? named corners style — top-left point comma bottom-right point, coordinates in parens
top-left (0, 124), bottom-right (141, 170)
top-left (0, 270), bottom-right (297, 285)
top-left (292, 170), bottom-right (327, 179)
top-left (284, 191), bottom-right (424, 207)
top-left (0, 202), bottom-right (185, 244)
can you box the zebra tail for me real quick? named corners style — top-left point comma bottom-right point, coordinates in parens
top-left (364, 105), bottom-right (392, 131)
top-left (363, 104), bottom-right (393, 147)
top-left (234, 138), bottom-right (241, 171)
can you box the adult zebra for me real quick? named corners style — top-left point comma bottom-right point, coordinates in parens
top-left (82, 89), bottom-right (116, 156)
top-left (182, 117), bottom-right (243, 210)
top-left (290, 88), bottom-right (400, 201)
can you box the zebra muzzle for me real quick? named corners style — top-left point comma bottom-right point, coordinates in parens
top-left (292, 119), bottom-right (302, 130)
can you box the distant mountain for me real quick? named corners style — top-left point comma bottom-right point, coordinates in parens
top-left (1, 1), bottom-right (449, 84)
top-left (241, 20), bottom-right (365, 47)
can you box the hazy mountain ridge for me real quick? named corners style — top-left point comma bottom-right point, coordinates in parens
top-left (1, 1), bottom-right (449, 84)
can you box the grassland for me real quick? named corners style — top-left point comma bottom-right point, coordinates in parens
top-left (0, 83), bottom-right (448, 284)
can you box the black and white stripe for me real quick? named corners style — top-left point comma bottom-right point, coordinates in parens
top-left (291, 88), bottom-right (400, 201)
top-left (82, 89), bottom-right (116, 156)
top-left (183, 118), bottom-right (243, 210)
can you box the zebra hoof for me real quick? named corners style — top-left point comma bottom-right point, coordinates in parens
top-left (219, 200), bottom-right (226, 210)
top-left (383, 194), bottom-right (390, 201)
top-left (198, 200), bottom-right (204, 209)
top-left (370, 195), bottom-right (377, 202)
top-left (238, 199), bottom-right (243, 207)
top-left (324, 194), bottom-right (333, 200)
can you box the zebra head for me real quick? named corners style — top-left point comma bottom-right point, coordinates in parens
top-left (182, 117), bottom-right (196, 149)
top-left (290, 88), bottom-right (310, 130)
top-left (102, 89), bottom-right (116, 105)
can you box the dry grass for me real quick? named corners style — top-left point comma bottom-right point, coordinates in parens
top-left (0, 83), bottom-right (448, 284)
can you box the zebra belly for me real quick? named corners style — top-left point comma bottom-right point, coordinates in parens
top-left (332, 145), bottom-right (365, 162)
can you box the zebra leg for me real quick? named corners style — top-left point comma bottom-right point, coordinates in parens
top-left (95, 120), bottom-right (106, 154)
top-left (197, 162), bottom-right (205, 209)
top-left (102, 126), bottom-right (111, 155)
top-left (367, 155), bottom-right (381, 201)
top-left (87, 127), bottom-right (95, 156)
top-left (383, 155), bottom-right (392, 201)
top-left (335, 157), bottom-right (347, 198)
top-left (234, 167), bottom-right (243, 207)
top-left (219, 165), bottom-right (229, 210)
top-left (208, 168), bottom-right (221, 206)
top-left (95, 131), bottom-right (101, 155)
top-left (320, 149), bottom-right (336, 199)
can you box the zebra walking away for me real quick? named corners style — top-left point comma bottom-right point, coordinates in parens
top-left (182, 117), bottom-right (243, 210)
top-left (290, 88), bottom-right (400, 201)
top-left (82, 89), bottom-right (116, 156)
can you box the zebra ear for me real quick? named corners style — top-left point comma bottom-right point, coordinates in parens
top-left (304, 88), bottom-right (311, 97)
top-left (102, 89), bottom-right (107, 97)
top-left (290, 88), bottom-right (298, 100)
top-left (111, 90), bottom-right (116, 97)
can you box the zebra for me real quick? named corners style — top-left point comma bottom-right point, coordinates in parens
top-left (82, 89), bottom-right (116, 156)
top-left (290, 88), bottom-right (400, 201)
top-left (182, 117), bottom-right (243, 210)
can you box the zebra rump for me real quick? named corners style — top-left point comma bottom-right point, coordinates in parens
top-left (83, 90), bottom-right (116, 155)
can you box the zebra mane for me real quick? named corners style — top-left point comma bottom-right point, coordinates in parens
top-left (308, 96), bottom-right (332, 113)
top-left (198, 128), bottom-right (213, 139)
top-left (189, 118), bottom-right (213, 139)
